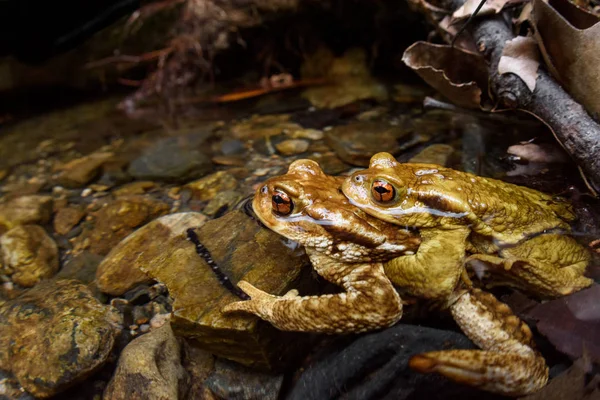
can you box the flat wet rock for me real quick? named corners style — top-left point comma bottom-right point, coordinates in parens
top-left (77, 195), bottom-right (170, 256)
top-left (127, 132), bottom-right (214, 182)
top-left (97, 210), bottom-right (314, 369)
top-left (0, 279), bottom-right (122, 398)
top-left (53, 205), bottom-right (86, 235)
top-left (184, 171), bottom-right (239, 201)
top-left (325, 121), bottom-right (425, 166)
top-left (286, 324), bottom-right (503, 400)
top-left (55, 151), bottom-right (114, 188)
top-left (96, 212), bottom-right (209, 295)
top-left (103, 323), bottom-right (189, 400)
top-left (0, 224), bottom-right (59, 287)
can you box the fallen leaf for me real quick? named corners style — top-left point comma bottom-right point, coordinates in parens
top-left (521, 357), bottom-right (600, 400)
top-left (438, 16), bottom-right (479, 52)
top-left (507, 142), bottom-right (568, 163)
top-left (401, 41), bottom-right (488, 109)
top-left (452, 0), bottom-right (512, 20)
top-left (532, 0), bottom-right (600, 119)
top-left (498, 36), bottom-right (541, 91)
top-left (515, 2), bottom-right (534, 26)
top-left (524, 284), bottom-right (600, 363)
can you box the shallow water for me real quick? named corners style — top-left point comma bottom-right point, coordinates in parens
top-left (1, 76), bottom-right (599, 399)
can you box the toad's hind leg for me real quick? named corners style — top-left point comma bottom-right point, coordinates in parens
top-left (410, 289), bottom-right (548, 396)
top-left (466, 234), bottom-right (593, 298)
top-left (384, 227), bottom-right (471, 300)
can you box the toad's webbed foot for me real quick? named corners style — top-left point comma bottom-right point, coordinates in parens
top-left (410, 289), bottom-right (548, 396)
top-left (222, 263), bottom-right (403, 334)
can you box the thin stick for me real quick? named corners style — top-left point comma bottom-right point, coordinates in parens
top-left (451, 0), bottom-right (488, 47)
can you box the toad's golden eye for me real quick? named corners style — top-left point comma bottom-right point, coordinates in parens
top-left (371, 180), bottom-right (395, 203)
top-left (272, 191), bottom-right (293, 216)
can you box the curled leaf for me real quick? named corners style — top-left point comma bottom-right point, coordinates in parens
top-left (401, 41), bottom-right (488, 109)
top-left (498, 36), bottom-right (541, 91)
top-left (532, 0), bottom-right (600, 119)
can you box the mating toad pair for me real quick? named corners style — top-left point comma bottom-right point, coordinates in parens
top-left (221, 152), bottom-right (593, 396)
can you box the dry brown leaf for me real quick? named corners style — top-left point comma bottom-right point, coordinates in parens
top-left (498, 36), bottom-right (541, 91)
top-left (515, 2), bottom-right (534, 27)
top-left (401, 42), bottom-right (488, 109)
top-left (506, 142), bottom-right (568, 163)
top-left (452, 0), bottom-right (511, 20)
top-left (532, 0), bottom-right (600, 119)
top-left (438, 16), bottom-right (479, 52)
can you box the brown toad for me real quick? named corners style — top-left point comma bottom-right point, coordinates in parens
top-left (222, 159), bottom-right (548, 396)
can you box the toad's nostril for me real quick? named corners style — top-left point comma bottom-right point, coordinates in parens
top-left (354, 175), bottom-right (363, 183)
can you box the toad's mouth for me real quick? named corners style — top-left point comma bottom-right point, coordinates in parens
top-left (237, 195), bottom-right (268, 229)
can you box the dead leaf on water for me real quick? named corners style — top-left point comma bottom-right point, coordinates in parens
top-left (532, 0), bottom-right (600, 119)
top-left (498, 36), bottom-right (541, 92)
top-left (401, 41), bottom-right (488, 109)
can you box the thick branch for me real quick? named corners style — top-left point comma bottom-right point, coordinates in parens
top-left (469, 15), bottom-right (600, 192)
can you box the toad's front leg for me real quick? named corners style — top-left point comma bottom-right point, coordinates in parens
top-left (221, 259), bottom-right (403, 334)
top-left (383, 227), bottom-right (470, 300)
top-left (410, 288), bottom-right (548, 396)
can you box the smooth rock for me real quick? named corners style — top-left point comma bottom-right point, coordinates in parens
top-left (203, 190), bottom-right (243, 217)
top-left (0, 195), bottom-right (53, 232)
top-left (97, 210), bottom-right (313, 369)
top-left (0, 279), bottom-right (122, 398)
top-left (230, 114), bottom-right (302, 140)
top-left (211, 155), bottom-right (247, 167)
top-left (306, 152), bottom-right (352, 175)
top-left (286, 324), bottom-right (502, 400)
top-left (409, 144), bottom-right (455, 166)
top-left (0, 225), bottom-right (58, 287)
top-left (289, 128), bottom-right (324, 141)
top-left (111, 181), bottom-right (157, 197)
top-left (184, 171), bottom-right (238, 202)
top-left (53, 205), bottom-right (85, 235)
top-left (96, 212), bottom-right (208, 296)
top-left (325, 121), bottom-right (425, 166)
top-left (55, 251), bottom-right (104, 284)
top-left (78, 195), bottom-right (170, 255)
top-left (205, 359), bottom-right (283, 400)
top-left (56, 152), bottom-right (114, 187)
top-left (127, 133), bottom-right (213, 182)
top-left (103, 323), bottom-right (189, 400)
top-left (275, 139), bottom-right (310, 156)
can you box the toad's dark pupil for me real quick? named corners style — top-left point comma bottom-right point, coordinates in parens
top-left (272, 193), bottom-right (293, 215)
top-left (374, 186), bottom-right (391, 195)
top-left (372, 181), bottom-right (395, 202)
